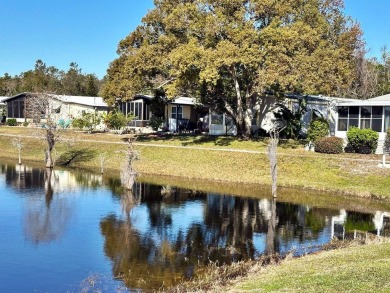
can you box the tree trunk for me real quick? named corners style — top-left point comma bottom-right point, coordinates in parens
top-left (45, 148), bottom-right (53, 168)
top-left (268, 133), bottom-right (279, 198)
top-left (45, 129), bottom-right (55, 168)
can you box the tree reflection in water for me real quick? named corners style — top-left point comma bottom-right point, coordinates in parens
top-left (100, 183), bottom-right (334, 290)
top-left (265, 198), bottom-right (277, 255)
top-left (2, 164), bottom-right (73, 244)
top-left (24, 168), bottom-right (73, 244)
top-left (24, 168), bottom-right (72, 244)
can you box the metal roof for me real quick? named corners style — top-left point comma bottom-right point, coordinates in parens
top-left (3, 93), bottom-right (109, 108)
top-left (285, 94), bottom-right (358, 103)
top-left (336, 94), bottom-right (390, 106)
top-left (53, 95), bottom-right (108, 108)
top-left (169, 96), bottom-right (198, 105)
top-left (368, 94), bottom-right (390, 101)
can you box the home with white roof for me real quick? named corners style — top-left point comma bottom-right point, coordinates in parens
top-left (335, 94), bottom-right (390, 153)
top-left (2, 92), bottom-right (110, 126)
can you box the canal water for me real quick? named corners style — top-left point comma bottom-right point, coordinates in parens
top-left (0, 162), bottom-right (389, 292)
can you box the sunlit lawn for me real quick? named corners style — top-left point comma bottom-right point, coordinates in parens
top-left (234, 241), bottom-right (390, 293)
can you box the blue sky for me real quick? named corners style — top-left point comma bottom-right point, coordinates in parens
top-left (0, 0), bottom-right (389, 79)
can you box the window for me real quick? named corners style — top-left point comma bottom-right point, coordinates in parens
top-left (360, 106), bottom-right (371, 129)
top-left (337, 106), bottom-right (349, 131)
top-left (211, 113), bottom-right (223, 125)
top-left (372, 106), bottom-right (383, 132)
top-left (171, 106), bottom-right (183, 119)
top-left (338, 106), bottom-right (383, 132)
top-left (128, 100), bottom-right (142, 119)
top-left (143, 103), bottom-right (150, 121)
top-left (385, 107), bottom-right (390, 131)
top-left (7, 99), bottom-right (25, 118)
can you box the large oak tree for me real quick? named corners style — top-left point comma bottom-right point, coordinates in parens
top-left (102, 0), bottom-right (362, 137)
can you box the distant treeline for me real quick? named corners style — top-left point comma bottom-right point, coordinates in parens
top-left (0, 60), bottom-right (104, 97)
top-left (349, 47), bottom-right (390, 99)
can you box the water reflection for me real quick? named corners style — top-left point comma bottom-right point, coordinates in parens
top-left (3, 165), bottom-right (75, 244)
top-left (1, 163), bottom-right (390, 291)
top-left (100, 181), bottom-right (390, 290)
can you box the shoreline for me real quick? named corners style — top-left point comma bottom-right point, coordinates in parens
top-left (1, 128), bottom-right (389, 200)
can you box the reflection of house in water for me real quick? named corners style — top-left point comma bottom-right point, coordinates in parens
top-left (331, 209), bottom-right (347, 239)
top-left (3, 164), bottom-right (103, 194)
top-left (373, 211), bottom-right (390, 236)
top-left (5, 164), bottom-right (45, 191)
top-left (331, 209), bottom-right (390, 239)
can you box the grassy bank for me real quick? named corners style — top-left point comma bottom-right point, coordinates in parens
top-left (1, 126), bottom-right (390, 199)
top-left (167, 239), bottom-right (390, 292)
top-left (235, 241), bottom-right (390, 292)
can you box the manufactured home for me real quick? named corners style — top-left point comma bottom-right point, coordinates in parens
top-left (3, 92), bottom-right (109, 125)
top-left (335, 94), bottom-right (390, 153)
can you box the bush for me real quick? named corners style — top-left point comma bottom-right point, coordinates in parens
top-left (148, 116), bottom-right (164, 131)
top-left (71, 112), bottom-right (101, 133)
top-left (315, 136), bottom-right (344, 154)
top-left (6, 118), bottom-right (17, 126)
top-left (307, 118), bottom-right (329, 143)
top-left (346, 126), bottom-right (379, 154)
top-left (23, 121), bottom-right (29, 127)
top-left (103, 111), bottom-right (134, 130)
top-left (71, 117), bottom-right (86, 129)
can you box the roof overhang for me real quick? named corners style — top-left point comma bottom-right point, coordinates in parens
top-left (169, 96), bottom-right (197, 106)
top-left (2, 92), bottom-right (109, 108)
top-left (0, 96), bottom-right (7, 105)
top-left (336, 101), bottom-right (390, 107)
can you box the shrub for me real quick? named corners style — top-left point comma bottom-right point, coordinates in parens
top-left (148, 115), bottom-right (164, 131)
top-left (315, 136), bottom-right (344, 154)
top-left (6, 118), bottom-right (17, 126)
top-left (346, 126), bottom-right (379, 154)
top-left (307, 118), bottom-right (329, 142)
top-left (23, 121), bottom-right (29, 127)
top-left (71, 117), bottom-right (85, 130)
top-left (71, 112), bottom-right (101, 133)
top-left (103, 111), bottom-right (134, 130)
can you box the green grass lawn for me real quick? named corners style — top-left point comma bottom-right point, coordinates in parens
top-left (234, 241), bottom-right (390, 293)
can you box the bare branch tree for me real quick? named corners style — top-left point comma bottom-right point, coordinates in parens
top-left (267, 120), bottom-right (286, 198)
top-left (12, 135), bottom-right (23, 165)
top-left (347, 49), bottom-right (378, 99)
top-left (120, 136), bottom-right (140, 190)
top-left (98, 152), bottom-right (107, 174)
top-left (25, 93), bottom-right (62, 168)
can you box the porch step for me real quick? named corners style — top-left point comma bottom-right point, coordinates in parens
top-left (376, 139), bottom-right (385, 155)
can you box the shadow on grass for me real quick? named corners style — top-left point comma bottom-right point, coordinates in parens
top-left (278, 139), bottom-right (307, 149)
top-left (123, 132), bottom-right (307, 150)
top-left (57, 148), bottom-right (97, 166)
top-left (133, 132), bottom-right (239, 147)
top-left (181, 135), bottom-right (237, 147)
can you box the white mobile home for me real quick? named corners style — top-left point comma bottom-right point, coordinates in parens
top-left (3, 92), bottom-right (109, 125)
top-left (335, 94), bottom-right (390, 153)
